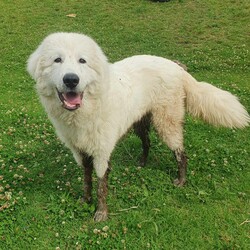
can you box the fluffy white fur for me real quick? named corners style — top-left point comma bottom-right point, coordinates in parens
top-left (27, 32), bottom-right (250, 180)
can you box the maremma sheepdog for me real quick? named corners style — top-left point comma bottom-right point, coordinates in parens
top-left (27, 32), bottom-right (250, 221)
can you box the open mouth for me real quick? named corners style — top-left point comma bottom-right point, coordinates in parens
top-left (57, 89), bottom-right (83, 111)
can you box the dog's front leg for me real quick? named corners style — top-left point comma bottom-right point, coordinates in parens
top-left (94, 167), bottom-right (110, 222)
top-left (82, 153), bottom-right (93, 203)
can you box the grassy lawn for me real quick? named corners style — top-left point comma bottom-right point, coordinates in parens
top-left (0, 0), bottom-right (249, 249)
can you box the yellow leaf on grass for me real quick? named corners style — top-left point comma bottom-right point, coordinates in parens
top-left (66, 14), bottom-right (77, 18)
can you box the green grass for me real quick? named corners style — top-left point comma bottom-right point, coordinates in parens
top-left (0, 0), bottom-right (249, 249)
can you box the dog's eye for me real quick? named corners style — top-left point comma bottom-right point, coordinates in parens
top-left (79, 58), bottom-right (86, 64)
top-left (54, 57), bottom-right (62, 63)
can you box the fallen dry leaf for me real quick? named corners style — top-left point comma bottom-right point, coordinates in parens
top-left (66, 14), bottom-right (77, 18)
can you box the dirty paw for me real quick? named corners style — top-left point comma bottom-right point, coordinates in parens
top-left (173, 178), bottom-right (186, 187)
top-left (139, 156), bottom-right (147, 167)
top-left (80, 196), bottom-right (92, 204)
top-left (94, 210), bottom-right (108, 222)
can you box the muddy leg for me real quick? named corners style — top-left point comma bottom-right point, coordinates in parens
top-left (82, 153), bottom-right (93, 203)
top-left (133, 113), bottom-right (151, 166)
top-left (94, 167), bottom-right (110, 222)
top-left (152, 103), bottom-right (186, 186)
top-left (173, 149), bottom-right (188, 187)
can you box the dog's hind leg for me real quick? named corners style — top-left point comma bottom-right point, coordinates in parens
top-left (173, 148), bottom-right (188, 186)
top-left (152, 104), bottom-right (187, 186)
top-left (133, 113), bottom-right (151, 166)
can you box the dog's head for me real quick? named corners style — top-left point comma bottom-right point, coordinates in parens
top-left (27, 32), bottom-right (108, 111)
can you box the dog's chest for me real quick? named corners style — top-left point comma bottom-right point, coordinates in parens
top-left (54, 115), bottom-right (109, 156)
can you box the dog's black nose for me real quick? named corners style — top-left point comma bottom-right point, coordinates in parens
top-left (63, 73), bottom-right (79, 89)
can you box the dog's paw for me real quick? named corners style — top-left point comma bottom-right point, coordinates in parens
top-left (139, 156), bottom-right (147, 167)
top-left (80, 196), bottom-right (92, 204)
top-left (94, 210), bottom-right (108, 222)
top-left (173, 178), bottom-right (186, 187)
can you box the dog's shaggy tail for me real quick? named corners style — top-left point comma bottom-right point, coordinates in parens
top-left (183, 74), bottom-right (250, 128)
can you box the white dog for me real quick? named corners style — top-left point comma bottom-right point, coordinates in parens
top-left (27, 32), bottom-right (250, 221)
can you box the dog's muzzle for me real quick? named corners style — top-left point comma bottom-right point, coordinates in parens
top-left (57, 89), bottom-right (83, 111)
top-left (63, 73), bottom-right (79, 89)
top-left (57, 73), bottom-right (83, 111)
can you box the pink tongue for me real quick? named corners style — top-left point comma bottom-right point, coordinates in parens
top-left (63, 92), bottom-right (82, 105)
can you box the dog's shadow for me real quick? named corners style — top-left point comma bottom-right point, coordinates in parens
top-left (113, 130), bottom-right (176, 176)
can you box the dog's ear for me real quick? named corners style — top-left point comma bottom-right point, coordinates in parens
top-left (27, 46), bottom-right (42, 80)
top-left (92, 43), bottom-right (109, 81)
